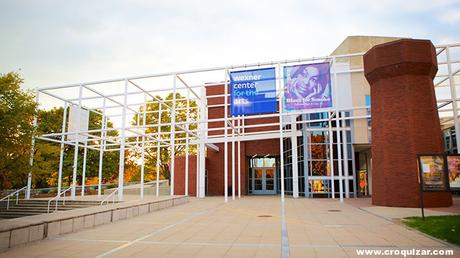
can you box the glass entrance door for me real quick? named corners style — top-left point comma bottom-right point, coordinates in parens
top-left (252, 168), bottom-right (276, 194)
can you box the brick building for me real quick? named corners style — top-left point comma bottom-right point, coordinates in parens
top-left (167, 36), bottom-right (456, 207)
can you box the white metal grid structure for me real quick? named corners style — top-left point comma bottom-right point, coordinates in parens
top-left (28, 42), bottom-right (460, 203)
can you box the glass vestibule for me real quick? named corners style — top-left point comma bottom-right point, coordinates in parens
top-left (249, 157), bottom-right (277, 195)
top-left (252, 168), bottom-right (276, 194)
top-left (282, 112), bottom-right (356, 198)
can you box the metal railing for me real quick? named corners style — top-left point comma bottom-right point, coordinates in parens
top-left (100, 188), bottom-right (119, 206)
top-left (47, 186), bottom-right (72, 213)
top-left (0, 186), bottom-right (27, 210)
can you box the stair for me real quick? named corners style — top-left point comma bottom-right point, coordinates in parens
top-left (0, 199), bottom-right (109, 219)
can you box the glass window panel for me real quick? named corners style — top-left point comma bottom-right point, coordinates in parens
top-left (266, 181), bottom-right (274, 190)
top-left (255, 180), bottom-right (262, 190)
top-left (309, 179), bottom-right (330, 193)
top-left (310, 144), bottom-right (327, 159)
top-left (365, 95), bottom-right (371, 106)
top-left (265, 169), bottom-right (274, 179)
top-left (348, 160), bottom-right (353, 176)
top-left (311, 161), bottom-right (328, 176)
top-left (309, 131), bottom-right (328, 144)
top-left (255, 169), bottom-right (263, 179)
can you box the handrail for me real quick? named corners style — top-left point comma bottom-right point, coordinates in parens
top-left (100, 188), bottom-right (119, 206)
top-left (47, 186), bottom-right (72, 213)
top-left (0, 186), bottom-right (27, 210)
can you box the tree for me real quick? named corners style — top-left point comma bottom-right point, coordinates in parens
top-left (33, 107), bottom-right (120, 188)
top-left (129, 93), bottom-right (198, 182)
top-left (0, 72), bottom-right (37, 189)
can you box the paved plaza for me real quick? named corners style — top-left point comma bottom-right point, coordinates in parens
top-left (0, 196), bottom-right (458, 258)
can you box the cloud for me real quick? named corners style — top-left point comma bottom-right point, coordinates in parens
top-left (440, 8), bottom-right (460, 23)
top-left (0, 0), bottom-right (459, 94)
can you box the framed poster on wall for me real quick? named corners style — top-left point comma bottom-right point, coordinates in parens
top-left (417, 154), bottom-right (450, 192)
top-left (447, 155), bottom-right (460, 189)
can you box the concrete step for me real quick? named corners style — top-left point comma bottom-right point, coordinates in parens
top-left (18, 200), bottom-right (103, 205)
top-left (0, 205), bottom-right (97, 211)
top-left (0, 199), bottom-right (117, 219)
top-left (0, 211), bottom-right (43, 219)
top-left (3, 203), bottom-right (99, 208)
top-left (1, 206), bottom-right (75, 211)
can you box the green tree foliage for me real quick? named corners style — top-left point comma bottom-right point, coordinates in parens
top-left (129, 93), bottom-right (198, 182)
top-left (0, 72), bottom-right (38, 189)
top-left (1, 72), bottom-right (197, 190)
top-left (33, 107), bottom-right (120, 188)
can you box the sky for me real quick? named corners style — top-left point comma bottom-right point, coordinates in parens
top-left (1, 0), bottom-right (459, 93)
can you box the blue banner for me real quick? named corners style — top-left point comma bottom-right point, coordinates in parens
top-left (230, 67), bottom-right (277, 116)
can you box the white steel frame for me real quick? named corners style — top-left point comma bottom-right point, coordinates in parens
top-left (28, 43), bottom-right (460, 203)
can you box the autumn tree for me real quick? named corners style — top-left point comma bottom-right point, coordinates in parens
top-left (33, 107), bottom-right (120, 188)
top-left (0, 72), bottom-right (37, 189)
top-left (128, 93), bottom-right (198, 182)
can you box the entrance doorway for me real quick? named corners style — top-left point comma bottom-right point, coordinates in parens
top-left (251, 168), bottom-right (276, 194)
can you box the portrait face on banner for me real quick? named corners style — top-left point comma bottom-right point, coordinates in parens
top-left (447, 155), bottom-right (460, 188)
top-left (283, 62), bottom-right (332, 110)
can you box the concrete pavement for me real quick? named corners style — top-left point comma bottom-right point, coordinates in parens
top-left (0, 196), bottom-right (457, 258)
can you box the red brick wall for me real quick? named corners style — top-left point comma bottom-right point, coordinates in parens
top-left (364, 39), bottom-right (452, 207)
top-left (205, 139), bottom-right (279, 196)
top-left (173, 155), bottom-right (197, 196)
top-left (170, 83), bottom-right (281, 196)
top-left (205, 83), bottom-right (281, 196)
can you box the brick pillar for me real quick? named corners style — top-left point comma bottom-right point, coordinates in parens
top-left (364, 39), bottom-right (452, 207)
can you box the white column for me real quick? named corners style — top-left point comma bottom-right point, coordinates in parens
top-left (170, 75), bottom-right (177, 196)
top-left (185, 88), bottom-right (190, 196)
top-left (117, 80), bottom-right (129, 201)
top-left (196, 149), bottom-right (200, 197)
top-left (57, 102), bottom-right (68, 195)
top-left (71, 85), bottom-right (83, 199)
top-left (291, 115), bottom-right (299, 198)
top-left (332, 57), bottom-right (343, 202)
top-left (231, 117), bottom-right (235, 200)
top-left (336, 112), bottom-right (343, 203)
top-left (341, 112), bottom-right (349, 198)
top-left (140, 95), bottom-right (147, 199)
top-left (303, 118), bottom-right (310, 198)
top-left (97, 98), bottom-right (106, 198)
top-left (81, 141), bottom-right (88, 196)
top-left (278, 64), bottom-right (285, 202)
top-left (26, 89), bottom-right (39, 199)
top-left (198, 85), bottom-right (206, 198)
top-left (446, 47), bottom-right (460, 154)
top-left (224, 69), bottom-right (229, 203)
top-left (328, 112), bottom-right (335, 199)
top-left (156, 100), bottom-right (162, 197)
top-left (237, 116), bottom-right (241, 198)
top-left (71, 139), bottom-right (79, 199)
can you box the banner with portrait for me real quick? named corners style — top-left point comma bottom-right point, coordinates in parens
top-left (447, 155), bottom-right (460, 189)
top-left (283, 62), bottom-right (332, 110)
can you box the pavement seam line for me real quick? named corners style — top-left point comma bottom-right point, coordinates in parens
top-left (138, 240), bottom-right (281, 247)
top-left (281, 200), bottom-right (290, 258)
top-left (93, 202), bottom-right (223, 258)
top-left (54, 238), bottom-right (130, 243)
